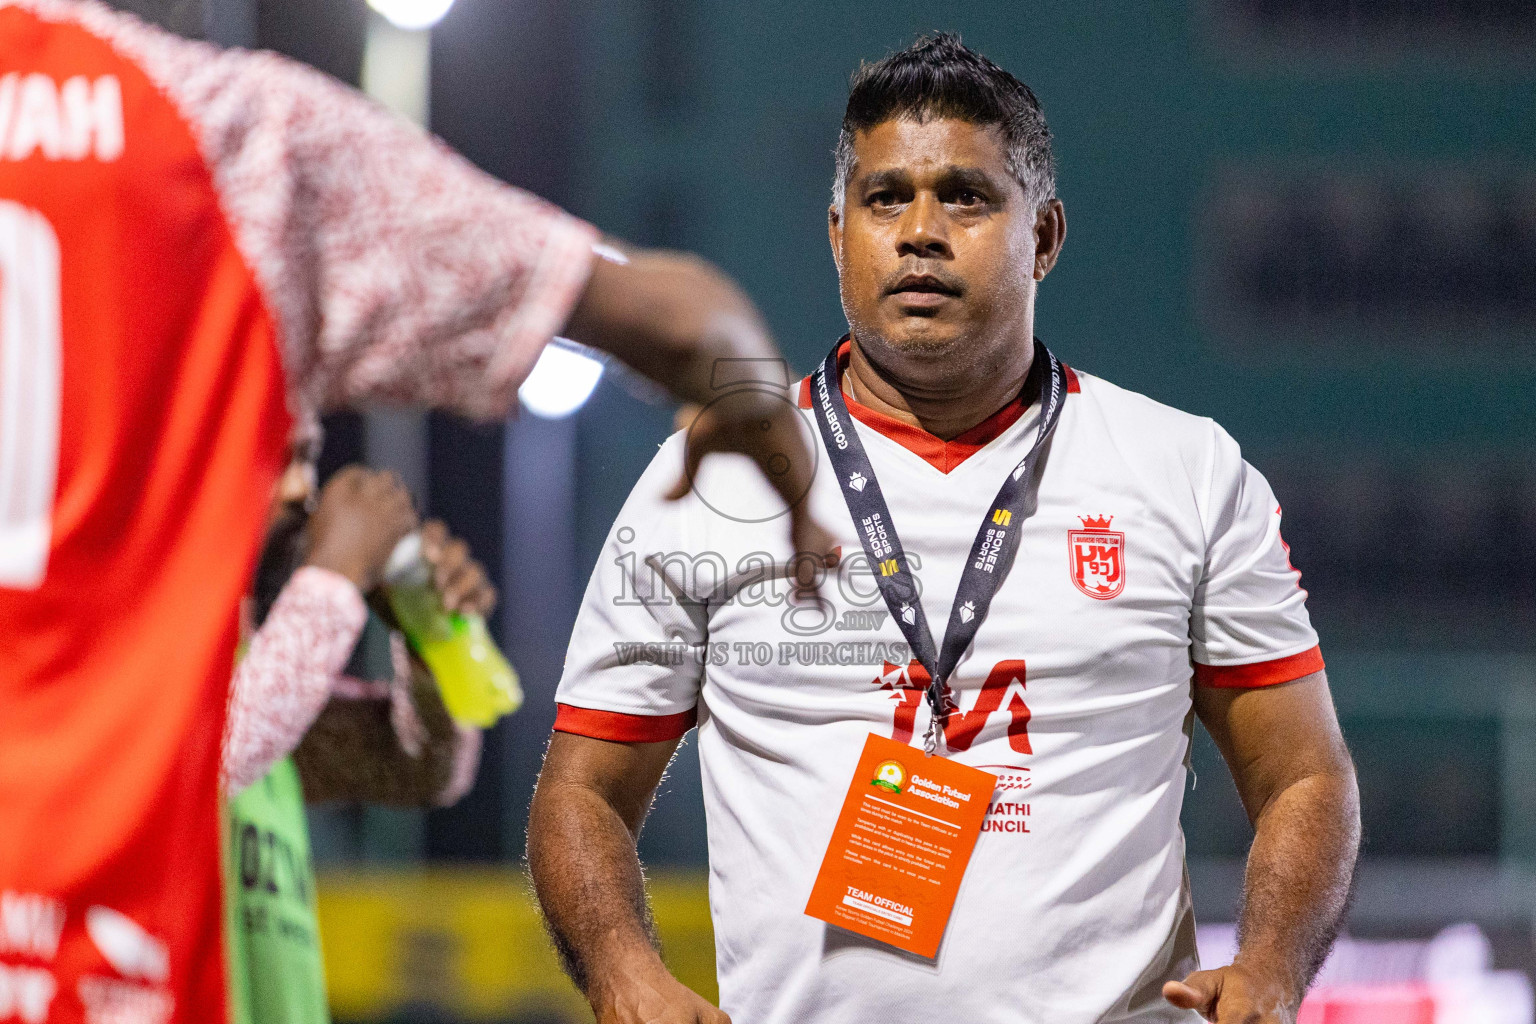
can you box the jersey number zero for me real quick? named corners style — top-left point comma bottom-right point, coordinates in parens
top-left (0, 200), bottom-right (61, 591)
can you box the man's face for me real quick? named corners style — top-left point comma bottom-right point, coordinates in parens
top-left (830, 117), bottom-right (1058, 370)
top-left (268, 442), bottom-right (318, 529)
top-left (253, 443), bottom-right (318, 622)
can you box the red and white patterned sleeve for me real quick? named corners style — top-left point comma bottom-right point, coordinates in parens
top-left (223, 566), bottom-right (367, 795)
top-left (64, 0), bottom-right (599, 436)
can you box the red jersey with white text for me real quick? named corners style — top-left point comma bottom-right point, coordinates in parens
top-left (554, 346), bottom-right (1321, 1023)
top-left (0, 3), bottom-right (595, 1021)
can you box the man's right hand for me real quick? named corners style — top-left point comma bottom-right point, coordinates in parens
top-left (529, 733), bottom-right (728, 1024)
top-left (305, 466), bottom-right (418, 593)
top-left (592, 960), bottom-right (731, 1024)
top-left (562, 247), bottom-right (836, 568)
top-left (665, 387), bottom-right (836, 567)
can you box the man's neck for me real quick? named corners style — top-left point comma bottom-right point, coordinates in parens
top-left (843, 336), bottom-right (1035, 441)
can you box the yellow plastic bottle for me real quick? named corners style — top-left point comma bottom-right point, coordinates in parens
top-left (382, 534), bottom-right (523, 727)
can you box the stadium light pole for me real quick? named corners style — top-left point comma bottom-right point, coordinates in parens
top-left (359, 2), bottom-right (453, 503)
top-left (356, 1), bottom-right (456, 862)
top-left (357, 0), bottom-right (601, 860)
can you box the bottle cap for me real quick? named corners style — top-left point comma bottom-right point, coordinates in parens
top-left (383, 532), bottom-right (429, 587)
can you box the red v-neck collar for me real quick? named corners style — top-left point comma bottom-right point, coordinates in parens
top-left (796, 340), bottom-right (1080, 474)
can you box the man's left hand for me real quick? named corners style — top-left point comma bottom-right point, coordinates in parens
top-left (1163, 963), bottom-right (1296, 1023)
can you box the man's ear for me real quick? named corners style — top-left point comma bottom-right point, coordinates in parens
top-left (827, 205), bottom-right (844, 275)
top-left (1033, 199), bottom-right (1067, 281)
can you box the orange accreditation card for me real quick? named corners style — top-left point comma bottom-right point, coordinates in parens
top-left (804, 733), bottom-right (996, 958)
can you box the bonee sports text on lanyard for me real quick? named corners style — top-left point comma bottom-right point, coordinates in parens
top-left (808, 337), bottom-right (1067, 754)
top-left (803, 336), bottom-right (1066, 958)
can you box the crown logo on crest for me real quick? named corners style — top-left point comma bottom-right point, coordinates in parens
top-left (1078, 515), bottom-right (1114, 530)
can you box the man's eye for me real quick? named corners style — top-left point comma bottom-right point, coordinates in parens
top-left (868, 191), bottom-right (898, 207)
top-left (953, 189), bottom-right (984, 206)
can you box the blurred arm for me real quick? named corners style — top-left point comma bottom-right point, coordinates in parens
top-left (1168, 671), bottom-right (1360, 1020)
top-left (294, 518), bottom-right (492, 806)
top-left (528, 732), bottom-right (729, 1023)
top-left (563, 250), bottom-right (833, 560)
top-left (223, 567), bottom-right (367, 795)
top-left (293, 653), bottom-right (480, 807)
top-left (563, 248), bottom-right (779, 410)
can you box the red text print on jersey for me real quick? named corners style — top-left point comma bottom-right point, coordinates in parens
top-left (874, 660), bottom-right (1031, 754)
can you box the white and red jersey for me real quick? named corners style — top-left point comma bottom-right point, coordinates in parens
top-left (0, 2), bottom-right (595, 1020)
top-left (554, 343), bottom-right (1322, 1024)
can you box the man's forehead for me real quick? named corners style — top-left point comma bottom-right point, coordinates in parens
top-left (848, 116), bottom-right (1011, 178)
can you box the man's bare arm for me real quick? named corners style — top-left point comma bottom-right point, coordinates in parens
top-left (1167, 670), bottom-right (1361, 1022)
top-left (564, 250), bottom-right (832, 563)
top-left (527, 731), bottom-right (730, 1024)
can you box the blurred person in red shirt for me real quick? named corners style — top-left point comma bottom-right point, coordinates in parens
top-left (0, 3), bottom-right (828, 1021)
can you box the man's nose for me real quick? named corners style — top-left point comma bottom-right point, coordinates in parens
top-left (277, 463), bottom-right (315, 506)
top-left (896, 192), bottom-right (952, 260)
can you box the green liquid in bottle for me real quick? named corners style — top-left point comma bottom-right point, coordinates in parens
top-left (383, 535), bottom-right (524, 728)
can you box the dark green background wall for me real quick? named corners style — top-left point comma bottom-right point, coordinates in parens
top-left (556, 1), bottom-right (1536, 863)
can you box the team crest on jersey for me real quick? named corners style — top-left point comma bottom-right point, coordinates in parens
top-left (1069, 515), bottom-right (1124, 600)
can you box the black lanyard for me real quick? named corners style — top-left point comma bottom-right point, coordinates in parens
top-left (809, 338), bottom-right (1068, 754)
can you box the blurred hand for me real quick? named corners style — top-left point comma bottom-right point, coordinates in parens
top-left (1164, 962), bottom-right (1296, 1023)
top-left (673, 403), bottom-right (702, 434)
top-left (665, 390), bottom-right (837, 574)
top-left (419, 519), bottom-right (496, 615)
top-left (563, 250), bottom-right (837, 570)
top-left (305, 466), bottom-right (418, 592)
top-left (593, 961), bottom-right (731, 1024)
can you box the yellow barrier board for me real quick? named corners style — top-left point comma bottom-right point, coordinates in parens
top-left (317, 868), bottom-right (716, 1022)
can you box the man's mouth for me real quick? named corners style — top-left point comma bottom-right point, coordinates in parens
top-left (888, 273), bottom-right (961, 298)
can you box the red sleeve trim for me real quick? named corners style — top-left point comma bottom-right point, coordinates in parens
top-left (1194, 646), bottom-right (1324, 689)
top-left (554, 704), bottom-right (697, 742)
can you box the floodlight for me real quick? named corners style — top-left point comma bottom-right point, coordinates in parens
top-left (519, 342), bottom-right (604, 419)
top-left (366, 0), bottom-right (457, 31)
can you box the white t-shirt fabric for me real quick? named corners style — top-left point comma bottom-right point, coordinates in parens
top-left (554, 347), bottom-right (1323, 1024)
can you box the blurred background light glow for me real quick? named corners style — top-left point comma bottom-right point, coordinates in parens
top-left (365, 0), bottom-right (456, 31)
top-left (518, 342), bottom-right (605, 419)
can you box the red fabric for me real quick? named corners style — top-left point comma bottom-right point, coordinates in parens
top-left (1194, 645), bottom-right (1325, 689)
top-left (795, 341), bottom-right (1063, 473)
top-left (554, 704), bottom-right (698, 743)
top-left (0, 6), bottom-right (598, 1018)
top-left (0, 9), bottom-right (290, 1022)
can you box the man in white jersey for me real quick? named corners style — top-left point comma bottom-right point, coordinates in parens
top-left (527, 34), bottom-right (1360, 1024)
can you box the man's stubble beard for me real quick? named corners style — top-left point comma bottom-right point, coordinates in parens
top-left (840, 291), bottom-right (973, 360)
top-left (840, 300), bottom-right (1007, 398)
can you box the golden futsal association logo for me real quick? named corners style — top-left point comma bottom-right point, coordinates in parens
top-left (871, 760), bottom-right (906, 794)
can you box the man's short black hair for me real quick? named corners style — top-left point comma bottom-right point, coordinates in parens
top-left (833, 33), bottom-right (1056, 211)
